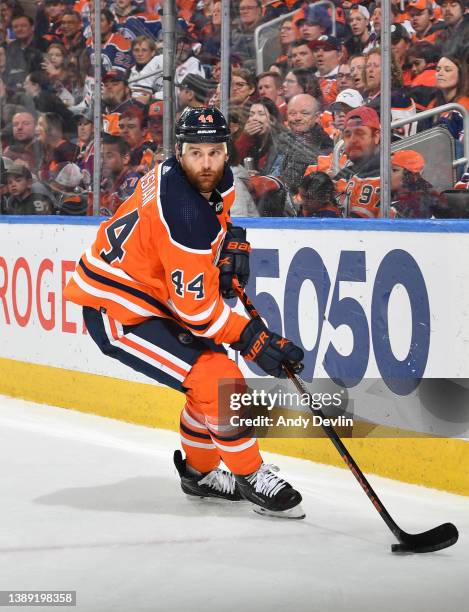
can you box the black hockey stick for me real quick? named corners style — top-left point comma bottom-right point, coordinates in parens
top-left (233, 280), bottom-right (459, 554)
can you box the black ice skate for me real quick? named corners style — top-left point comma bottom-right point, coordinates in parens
top-left (235, 463), bottom-right (305, 519)
top-left (173, 450), bottom-right (243, 501)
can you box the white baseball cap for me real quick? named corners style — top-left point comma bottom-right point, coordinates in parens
top-left (51, 163), bottom-right (83, 192)
top-left (352, 5), bottom-right (370, 19)
top-left (331, 89), bottom-right (364, 110)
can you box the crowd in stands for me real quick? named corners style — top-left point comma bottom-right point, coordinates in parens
top-left (1, 0), bottom-right (469, 218)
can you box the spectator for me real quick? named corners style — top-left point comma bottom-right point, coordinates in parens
top-left (129, 35), bottom-right (163, 101)
top-left (147, 100), bottom-right (164, 159)
top-left (234, 97), bottom-right (285, 177)
top-left (102, 69), bottom-right (144, 135)
top-left (282, 67), bottom-right (322, 103)
top-left (35, 112), bottom-right (79, 182)
top-left (298, 171), bottom-right (341, 217)
top-left (408, 0), bottom-right (445, 43)
top-left (303, 89), bottom-right (363, 182)
top-left (174, 27), bottom-right (206, 86)
top-left (68, 49), bottom-right (94, 114)
top-left (4, 164), bottom-right (54, 215)
top-left (5, 14), bottom-right (44, 94)
top-left (0, 45), bottom-right (6, 82)
top-left (431, 54), bottom-right (469, 139)
top-left (276, 18), bottom-right (296, 69)
top-left (345, 5), bottom-right (374, 57)
top-left (231, 0), bottom-right (265, 66)
top-left (337, 106), bottom-right (381, 218)
top-left (408, 42), bottom-right (440, 87)
top-left (336, 61), bottom-right (355, 92)
top-left (295, 5), bottom-right (331, 42)
top-left (75, 107), bottom-right (94, 188)
top-left (230, 68), bottom-right (256, 119)
top-left (199, 0), bottom-right (222, 65)
top-left (0, 0), bottom-right (22, 44)
top-left (100, 133), bottom-right (141, 216)
top-left (111, 0), bottom-right (141, 23)
top-left (191, 0), bottom-right (216, 39)
top-left (227, 141), bottom-right (259, 217)
top-left (310, 35), bottom-right (343, 104)
top-left (118, 106), bottom-right (156, 173)
top-left (437, 0), bottom-right (469, 56)
top-left (391, 24), bottom-right (413, 85)
top-left (280, 93), bottom-right (333, 193)
top-left (391, 149), bottom-right (444, 218)
top-left (49, 162), bottom-right (88, 215)
top-left (178, 73), bottom-right (215, 110)
top-left (329, 88), bottom-right (365, 143)
top-left (75, 107), bottom-right (93, 156)
top-left (40, 43), bottom-right (75, 107)
top-left (39, 0), bottom-right (67, 46)
top-left (290, 39), bottom-right (316, 70)
top-left (364, 48), bottom-right (417, 137)
top-left (370, 5), bottom-right (381, 37)
top-left (22, 70), bottom-right (75, 127)
top-left (350, 54), bottom-right (366, 93)
top-left (3, 110), bottom-right (41, 172)
top-left (88, 8), bottom-right (133, 74)
top-left (257, 71), bottom-right (285, 113)
top-left (58, 10), bottom-right (86, 57)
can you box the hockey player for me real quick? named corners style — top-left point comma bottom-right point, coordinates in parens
top-left (64, 106), bottom-right (305, 519)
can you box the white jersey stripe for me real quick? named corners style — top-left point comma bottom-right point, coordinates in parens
top-left (181, 408), bottom-right (209, 431)
top-left (115, 338), bottom-right (186, 382)
top-left (84, 248), bottom-right (142, 284)
top-left (211, 437), bottom-right (257, 453)
top-left (126, 332), bottom-right (192, 373)
top-left (73, 270), bottom-right (158, 318)
top-left (194, 301), bottom-right (230, 338)
top-left (167, 298), bottom-right (217, 322)
top-left (180, 435), bottom-right (216, 449)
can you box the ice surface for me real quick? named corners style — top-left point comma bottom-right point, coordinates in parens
top-left (1, 395), bottom-right (468, 612)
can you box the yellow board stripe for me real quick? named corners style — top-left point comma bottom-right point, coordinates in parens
top-left (1, 357), bottom-right (468, 496)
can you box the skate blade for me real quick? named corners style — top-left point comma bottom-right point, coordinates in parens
top-left (252, 503), bottom-right (306, 519)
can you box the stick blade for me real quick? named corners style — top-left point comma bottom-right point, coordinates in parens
top-left (392, 522), bottom-right (459, 554)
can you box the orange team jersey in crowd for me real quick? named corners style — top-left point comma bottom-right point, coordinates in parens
top-left (411, 68), bottom-right (437, 88)
top-left (319, 78), bottom-right (338, 106)
top-left (304, 152), bottom-right (349, 193)
top-left (411, 30), bottom-right (440, 44)
top-left (103, 112), bottom-right (121, 136)
top-left (73, 0), bottom-right (88, 13)
top-left (342, 172), bottom-right (381, 218)
top-left (393, 11), bottom-right (410, 24)
top-left (64, 158), bottom-right (249, 346)
top-left (320, 110), bottom-right (335, 139)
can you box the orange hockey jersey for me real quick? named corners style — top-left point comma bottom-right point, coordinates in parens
top-left (64, 158), bottom-right (249, 345)
top-left (336, 155), bottom-right (381, 218)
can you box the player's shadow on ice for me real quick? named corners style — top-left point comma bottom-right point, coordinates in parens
top-left (34, 476), bottom-right (244, 517)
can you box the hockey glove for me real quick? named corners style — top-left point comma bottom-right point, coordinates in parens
top-left (231, 318), bottom-right (304, 378)
top-left (218, 226), bottom-right (250, 299)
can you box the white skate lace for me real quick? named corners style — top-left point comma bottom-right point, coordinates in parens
top-left (198, 469), bottom-right (236, 495)
top-left (246, 464), bottom-right (287, 498)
